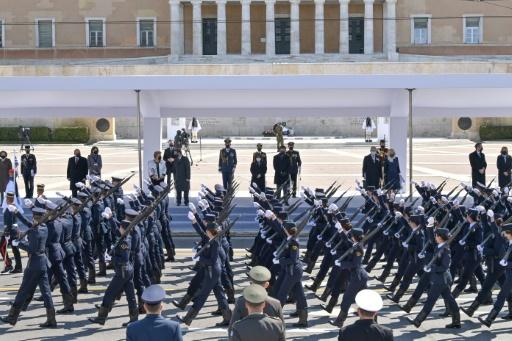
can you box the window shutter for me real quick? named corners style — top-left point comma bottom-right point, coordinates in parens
top-left (38, 20), bottom-right (53, 48)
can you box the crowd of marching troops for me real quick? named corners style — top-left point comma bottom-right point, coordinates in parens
top-left (1, 139), bottom-right (512, 339)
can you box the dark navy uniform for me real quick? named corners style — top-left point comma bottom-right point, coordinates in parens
top-left (339, 319), bottom-right (393, 341)
top-left (218, 142), bottom-right (237, 190)
top-left (250, 157), bottom-right (267, 191)
top-left (286, 144), bottom-right (302, 197)
top-left (20, 149), bottom-right (37, 198)
top-left (273, 150), bottom-right (290, 199)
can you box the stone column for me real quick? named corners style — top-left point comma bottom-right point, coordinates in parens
top-left (265, 0), bottom-right (276, 56)
top-left (217, 0), bottom-right (227, 55)
top-left (386, 0), bottom-right (398, 60)
top-left (170, 0), bottom-right (182, 56)
top-left (290, 0), bottom-right (300, 55)
top-left (314, 0), bottom-right (325, 54)
top-left (389, 90), bottom-right (409, 191)
top-left (192, 0), bottom-right (202, 55)
top-left (140, 92), bottom-right (162, 183)
top-left (364, 0), bottom-right (374, 55)
top-left (241, 0), bottom-right (251, 55)
top-left (339, 0), bottom-right (349, 55)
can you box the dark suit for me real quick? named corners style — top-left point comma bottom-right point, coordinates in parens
top-left (362, 153), bottom-right (382, 189)
top-left (339, 319), bottom-right (393, 341)
top-left (273, 152), bottom-right (290, 198)
top-left (497, 154), bottom-right (512, 188)
top-left (163, 146), bottom-right (178, 185)
top-left (174, 156), bottom-right (191, 205)
top-left (250, 160), bottom-right (267, 191)
top-left (469, 151), bottom-right (487, 188)
top-left (127, 314), bottom-right (183, 341)
top-left (67, 156), bottom-right (88, 197)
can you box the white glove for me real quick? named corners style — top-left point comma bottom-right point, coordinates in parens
top-left (249, 187), bottom-right (255, 194)
top-left (253, 202), bottom-right (261, 209)
top-left (198, 191), bottom-right (205, 198)
top-left (402, 242), bottom-right (409, 248)
top-left (188, 203), bottom-right (196, 213)
top-left (335, 222), bottom-right (342, 230)
top-left (272, 258), bottom-right (280, 265)
top-left (395, 211), bottom-right (403, 218)
top-left (11, 239), bottom-right (19, 247)
top-left (453, 199), bottom-right (460, 207)
top-left (477, 245), bottom-right (484, 253)
top-left (423, 266), bottom-right (431, 273)
top-left (101, 211), bottom-right (109, 219)
top-left (493, 189), bottom-right (499, 197)
top-left (360, 189), bottom-right (367, 196)
top-left (75, 182), bottom-right (85, 189)
top-left (328, 203), bottom-right (338, 213)
top-left (264, 210), bottom-right (274, 219)
top-left (399, 199), bottom-right (405, 206)
top-left (104, 207), bottom-right (112, 217)
top-left (441, 196), bottom-right (449, 204)
top-left (476, 205), bottom-right (485, 214)
top-left (266, 238), bottom-right (272, 244)
top-left (24, 199), bottom-right (34, 208)
top-left (508, 197), bottom-right (512, 203)
top-left (335, 259), bottom-right (341, 267)
top-left (473, 188), bottom-right (481, 196)
top-left (418, 252), bottom-right (425, 259)
top-left (317, 234), bottom-right (322, 241)
top-left (376, 189), bottom-right (383, 196)
top-left (197, 200), bottom-right (205, 210)
top-left (430, 197), bottom-right (437, 204)
top-left (117, 198), bottom-right (124, 205)
top-left (257, 209), bottom-right (265, 217)
top-left (314, 199), bottom-right (321, 207)
top-left (330, 249), bottom-right (337, 255)
top-left (187, 211), bottom-right (195, 221)
top-left (487, 209), bottom-right (494, 219)
top-left (504, 187), bottom-right (510, 194)
top-left (192, 255), bottom-right (199, 262)
top-left (200, 199), bottom-right (209, 208)
top-left (37, 197), bottom-right (46, 205)
top-left (7, 205), bottom-right (17, 213)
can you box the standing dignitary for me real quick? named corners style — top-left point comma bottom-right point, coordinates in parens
top-left (219, 138), bottom-right (237, 190)
top-left (273, 145), bottom-right (290, 202)
top-left (362, 146), bottom-right (382, 189)
top-left (67, 149), bottom-right (88, 197)
top-left (0, 150), bottom-right (13, 202)
top-left (0, 206), bottom-right (56, 328)
top-left (469, 142), bottom-right (487, 188)
top-left (250, 144), bottom-right (267, 191)
top-left (163, 139), bottom-right (177, 185)
top-left (339, 289), bottom-right (393, 341)
top-left (87, 146), bottom-right (102, 178)
top-left (383, 149), bottom-right (401, 191)
top-left (174, 148), bottom-right (191, 206)
top-left (148, 151), bottom-right (166, 186)
top-left (286, 142), bottom-right (302, 198)
top-left (497, 146), bottom-right (512, 188)
top-left (20, 145), bottom-right (37, 198)
top-left (127, 285), bottom-right (183, 341)
top-left (229, 284), bottom-right (285, 341)
top-left (273, 123), bottom-right (285, 152)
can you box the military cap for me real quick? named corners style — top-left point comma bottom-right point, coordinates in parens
top-left (24, 145), bottom-right (31, 149)
top-left (37, 184), bottom-right (45, 190)
top-left (256, 143), bottom-right (263, 147)
top-left (283, 221), bottom-right (296, 229)
top-left (125, 209), bottom-right (139, 218)
top-left (435, 227), bottom-right (450, 239)
top-left (366, 186), bottom-right (376, 191)
top-left (355, 289), bottom-right (383, 312)
top-left (32, 207), bottom-right (46, 216)
top-left (205, 213), bottom-right (216, 222)
top-left (243, 284), bottom-right (268, 304)
top-left (502, 224), bottom-right (512, 234)
top-left (410, 214), bottom-right (423, 226)
top-left (45, 200), bottom-right (58, 210)
top-left (224, 138), bottom-right (232, 143)
top-left (206, 222), bottom-right (219, 232)
top-left (277, 210), bottom-right (288, 220)
top-left (468, 208), bottom-right (479, 219)
top-left (287, 141), bottom-right (295, 146)
top-left (71, 198), bottom-right (82, 206)
top-left (248, 266), bottom-right (271, 283)
top-left (6, 192), bottom-right (14, 199)
top-left (141, 284), bottom-right (166, 305)
top-left (352, 228), bottom-right (364, 238)
top-left (340, 218), bottom-right (350, 225)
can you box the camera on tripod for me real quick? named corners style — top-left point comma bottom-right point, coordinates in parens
top-left (18, 126), bottom-right (34, 151)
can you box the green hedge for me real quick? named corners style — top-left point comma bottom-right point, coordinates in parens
top-left (480, 125), bottom-right (512, 141)
top-left (0, 126), bottom-right (89, 143)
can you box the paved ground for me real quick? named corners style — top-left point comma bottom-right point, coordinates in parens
top-left (0, 247), bottom-right (510, 341)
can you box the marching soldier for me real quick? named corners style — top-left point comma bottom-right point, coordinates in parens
top-left (286, 142), bottom-right (302, 198)
top-left (20, 145), bottom-right (37, 198)
top-left (273, 145), bottom-right (290, 203)
top-left (469, 142), bottom-right (487, 188)
top-left (250, 144), bottom-right (267, 191)
top-left (218, 138), bottom-right (237, 190)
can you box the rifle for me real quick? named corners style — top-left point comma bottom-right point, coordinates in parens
top-left (273, 209), bottom-right (314, 259)
top-left (194, 215), bottom-right (240, 258)
top-left (423, 221), bottom-right (464, 272)
top-left (332, 188), bottom-right (349, 206)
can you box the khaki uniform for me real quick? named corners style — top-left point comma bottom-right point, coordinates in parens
top-left (228, 295), bottom-right (283, 334)
top-left (273, 125), bottom-right (284, 151)
top-left (229, 313), bottom-right (285, 341)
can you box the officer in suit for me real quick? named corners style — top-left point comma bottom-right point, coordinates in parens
top-left (218, 138), bottom-right (237, 190)
top-left (229, 266), bottom-right (283, 334)
top-left (339, 289), bottom-right (393, 341)
top-left (497, 146), bottom-right (512, 188)
top-left (163, 140), bottom-right (178, 185)
top-left (362, 146), bottom-right (382, 189)
top-left (250, 144), bottom-right (267, 191)
top-left (286, 142), bottom-right (302, 198)
top-left (0, 207), bottom-right (56, 328)
top-left (20, 145), bottom-right (37, 198)
top-left (67, 149), bottom-right (88, 197)
top-left (230, 284), bottom-right (285, 341)
top-left (127, 285), bottom-right (183, 341)
top-left (148, 151), bottom-right (166, 186)
top-left (407, 228), bottom-right (461, 329)
top-left (273, 145), bottom-right (290, 202)
top-left (469, 142), bottom-right (487, 188)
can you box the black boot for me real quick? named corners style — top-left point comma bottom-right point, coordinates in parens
top-left (78, 278), bottom-right (88, 294)
top-left (451, 286), bottom-right (462, 299)
top-left (0, 306), bottom-right (21, 326)
top-left (461, 300), bottom-right (480, 317)
top-left (122, 307), bottom-right (139, 327)
top-left (39, 308), bottom-right (57, 328)
top-left (292, 309), bottom-right (308, 328)
top-left (305, 279), bottom-right (320, 293)
top-left (387, 287), bottom-right (406, 303)
top-left (56, 294), bottom-right (75, 314)
top-left (478, 308), bottom-right (499, 328)
top-left (71, 286), bottom-right (78, 304)
top-left (316, 287), bottom-right (332, 302)
top-left (329, 310), bottom-right (347, 328)
top-left (97, 261), bottom-right (107, 277)
top-left (172, 294), bottom-right (191, 311)
top-left (407, 311), bottom-right (427, 328)
top-left (89, 305), bottom-right (110, 325)
top-left (176, 307), bottom-right (199, 326)
top-left (400, 296), bottom-right (418, 313)
top-left (445, 309), bottom-right (461, 329)
top-left (384, 276), bottom-right (400, 293)
top-left (304, 261), bottom-right (315, 274)
top-left (226, 287), bottom-right (236, 304)
top-left (321, 295), bottom-right (338, 314)
top-left (376, 268), bottom-right (391, 283)
top-left (215, 308), bottom-right (232, 327)
top-left (210, 308), bottom-right (222, 316)
top-left (138, 296), bottom-right (146, 315)
top-left (87, 266), bottom-right (96, 284)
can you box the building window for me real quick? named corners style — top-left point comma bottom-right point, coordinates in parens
top-left (37, 19), bottom-right (54, 48)
top-left (87, 19), bottom-right (105, 47)
top-left (464, 16), bottom-right (482, 44)
top-left (138, 19), bottom-right (155, 47)
top-left (0, 19), bottom-right (3, 48)
top-left (413, 17), bottom-right (429, 45)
